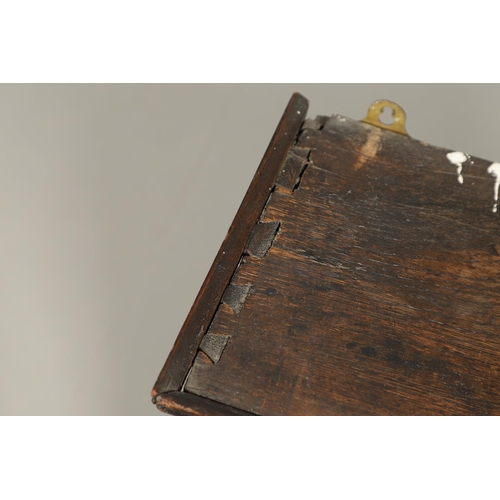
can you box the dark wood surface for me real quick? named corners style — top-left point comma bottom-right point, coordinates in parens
top-left (155, 97), bottom-right (500, 415)
top-left (155, 392), bottom-right (253, 416)
top-left (151, 93), bottom-right (309, 399)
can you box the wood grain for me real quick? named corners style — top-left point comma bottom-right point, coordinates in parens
top-left (181, 112), bottom-right (500, 415)
top-left (155, 391), bottom-right (254, 416)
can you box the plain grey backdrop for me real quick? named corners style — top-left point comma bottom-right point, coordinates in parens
top-left (1, 84), bottom-right (499, 415)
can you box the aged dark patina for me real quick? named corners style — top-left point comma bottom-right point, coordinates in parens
top-left (153, 93), bottom-right (500, 415)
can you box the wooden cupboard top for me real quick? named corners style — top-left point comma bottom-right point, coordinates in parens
top-left (153, 93), bottom-right (500, 415)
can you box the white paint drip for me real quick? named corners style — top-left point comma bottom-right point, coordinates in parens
top-left (487, 162), bottom-right (500, 213)
top-left (446, 151), bottom-right (468, 184)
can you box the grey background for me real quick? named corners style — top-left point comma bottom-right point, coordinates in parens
top-left (1, 84), bottom-right (499, 415)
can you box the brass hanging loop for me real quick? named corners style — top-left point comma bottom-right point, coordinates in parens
top-left (361, 100), bottom-right (409, 136)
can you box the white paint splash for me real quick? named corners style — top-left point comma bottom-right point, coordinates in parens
top-left (446, 151), bottom-right (468, 184)
top-left (487, 162), bottom-right (500, 213)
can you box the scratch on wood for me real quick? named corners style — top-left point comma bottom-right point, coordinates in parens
top-left (221, 283), bottom-right (252, 313)
top-left (353, 127), bottom-right (382, 171)
top-left (245, 221), bottom-right (281, 258)
top-left (199, 333), bottom-right (230, 363)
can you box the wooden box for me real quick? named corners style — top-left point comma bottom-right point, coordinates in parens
top-left (152, 93), bottom-right (500, 415)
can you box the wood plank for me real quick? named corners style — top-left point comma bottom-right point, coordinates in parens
top-left (155, 391), bottom-right (254, 416)
top-left (185, 244), bottom-right (500, 415)
top-left (182, 115), bottom-right (500, 415)
top-left (152, 92), bottom-right (309, 397)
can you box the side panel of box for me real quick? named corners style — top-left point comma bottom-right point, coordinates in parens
top-left (152, 93), bottom-right (309, 403)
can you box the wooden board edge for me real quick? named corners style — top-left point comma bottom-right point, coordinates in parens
top-left (154, 391), bottom-right (255, 416)
top-left (151, 92), bottom-right (309, 398)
